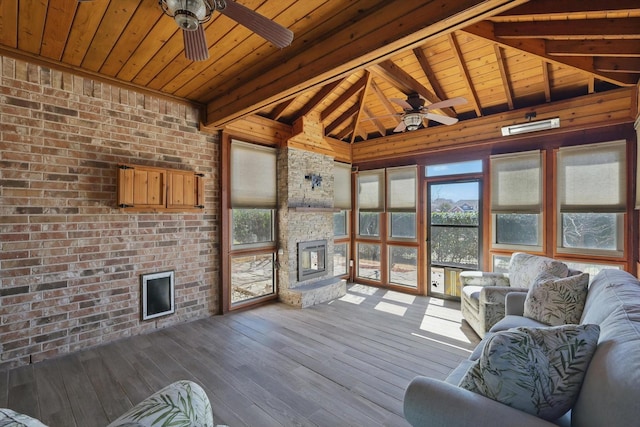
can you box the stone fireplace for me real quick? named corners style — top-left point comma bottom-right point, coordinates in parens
top-left (277, 145), bottom-right (346, 307)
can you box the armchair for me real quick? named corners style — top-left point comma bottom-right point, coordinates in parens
top-left (460, 252), bottom-right (571, 337)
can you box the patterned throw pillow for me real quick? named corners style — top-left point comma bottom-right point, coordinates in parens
top-left (458, 324), bottom-right (600, 421)
top-left (508, 253), bottom-right (570, 289)
top-left (524, 272), bottom-right (589, 326)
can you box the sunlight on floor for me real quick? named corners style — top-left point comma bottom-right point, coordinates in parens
top-left (412, 332), bottom-right (473, 354)
top-left (374, 301), bottom-right (408, 316)
top-left (419, 300), bottom-right (469, 342)
top-left (338, 293), bottom-right (366, 304)
top-left (349, 284), bottom-right (378, 295)
top-left (382, 290), bottom-right (416, 304)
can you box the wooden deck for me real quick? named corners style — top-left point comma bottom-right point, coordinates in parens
top-left (0, 284), bottom-right (479, 427)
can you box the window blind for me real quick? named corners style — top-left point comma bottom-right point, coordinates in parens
top-left (490, 150), bottom-right (542, 213)
top-left (358, 169), bottom-right (385, 212)
top-left (334, 162), bottom-right (352, 210)
top-left (558, 140), bottom-right (626, 213)
top-left (387, 166), bottom-right (417, 212)
top-left (230, 140), bottom-right (277, 208)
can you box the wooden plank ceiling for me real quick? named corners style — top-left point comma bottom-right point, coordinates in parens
top-left (1, 0), bottom-right (638, 144)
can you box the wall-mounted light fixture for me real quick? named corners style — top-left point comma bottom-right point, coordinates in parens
top-left (305, 174), bottom-right (322, 190)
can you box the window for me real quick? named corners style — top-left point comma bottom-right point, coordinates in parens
top-left (389, 246), bottom-right (418, 288)
top-left (229, 140), bottom-right (277, 306)
top-left (357, 243), bottom-right (381, 281)
top-left (557, 141), bottom-right (626, 257)
top-left (232, 209), bottom-right (274, 247)
top-left (387, 166), bottom-right (417, 240)
top-left (490, 151), bottom-right (543, 250)
top-left (357, 169), bottom-right (384, 238)
top-left (334, 243), bottom-right (348, 276)
top-left (333, 211), bottom-right (348, 237)
top-left (426, 160), bottom-right (483, 177)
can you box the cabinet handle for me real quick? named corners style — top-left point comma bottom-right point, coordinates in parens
top-left (195, 205), bottom-right (205, 209)
top-left (119, 165), bottom-right (133, 170)
top-left (195, 173), bottom-right (205, 177)
top-left (119, 203), bottom-right (133, 208)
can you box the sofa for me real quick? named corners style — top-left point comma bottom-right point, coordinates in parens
top-left (0, 380), bottom-right (220, 427)
top-left (460, 252), bottom-right (573, 338)
top-left (404, 268), bottom-right (640, 426)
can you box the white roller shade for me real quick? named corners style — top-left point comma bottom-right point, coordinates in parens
top-left (334, 162), bottom-right (352, 210)
top-left (358, 169), bottom-right (385, 212)
top-left (558, 140), bottom-right (626, 213)
top-left (230, 140), bottom-right (277, 208)
top-left (490, 150), bottom-right (542, 213)
top-left (387, 166), bottom-right (417, 212)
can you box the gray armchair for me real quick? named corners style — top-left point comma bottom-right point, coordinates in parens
top-left (460, 252), bottom-right (571, 337)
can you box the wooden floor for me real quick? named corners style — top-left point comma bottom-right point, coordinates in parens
top-left (0, 284), bottom-right (479, 427)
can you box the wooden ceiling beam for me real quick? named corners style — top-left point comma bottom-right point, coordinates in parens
top-left (370, 80), bottom-right (401, 123)
top-left (268, 98), bottom-right (296, 120)
top-left (493, 45), bottom-right (514, 110)
top-left (448, 33), bottom-right (482, 117)
top-left (547, 40), bottom-right (640, 57)
top-left (462, 21), bottom-right (638, 86)
top-left (413, 47), bottom-right (447, 102)
top-left (495, 0), bottom-right (640, 17)
top-left (204, 0), bottom-right (530, 128)
top-left (296, 79), bottom-right (344, 119)
top-left (351, 72), bottom-right (373, 144)
top-left (370, 60), bottom-right (456, 117)
top-left (494, 18), bottom-right (640, 40)
top-left (362, 106), bottom-right (388, 137)
top-left (542, 61), bottom-right (551, 102)
top-left (326, 103), bottom-right (360, 135)
top-left (320, 73), bottom-right (367, 121)
top-left (594, 57), bottom-right (640, 73)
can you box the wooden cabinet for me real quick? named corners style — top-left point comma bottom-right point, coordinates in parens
top-left (117, 164), bottom-right (204, 212)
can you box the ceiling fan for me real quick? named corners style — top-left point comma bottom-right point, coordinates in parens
top-left (377, 93), bottom-right (467, 132)
top-left (79, 0), bottom-right (293, 62)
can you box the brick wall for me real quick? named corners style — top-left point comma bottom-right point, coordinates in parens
top-left (0, 56), bottom-right (220, 369)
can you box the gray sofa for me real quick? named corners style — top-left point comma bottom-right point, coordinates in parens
top-left (404, 268), bottom-right (640, 426)
top-left (1, 380), bottom-right (218, 427)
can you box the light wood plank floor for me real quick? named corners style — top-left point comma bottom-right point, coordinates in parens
top-left (0, 284), bottom-right (480, 426)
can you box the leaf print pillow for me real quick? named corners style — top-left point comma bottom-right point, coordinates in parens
top-left (524, 272), bottom-right (589, 326)
top-left (458, 324), bottom-right (600, 421)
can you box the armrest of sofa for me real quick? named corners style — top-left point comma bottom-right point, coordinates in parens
top-left (107, 380), bottom-right (214, 427)
top-left (403, 376), bottom-right (557, 427)
top-left (505, 291), bottom-right (529, 316)
top-left (459, 271), bottom-right (510, 287)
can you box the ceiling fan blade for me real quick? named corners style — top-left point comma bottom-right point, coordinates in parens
top-left (219, 1), bottom-right (293, 48)
top-left (183, 27), bottom-right (210, 61)
top-left (390, 98), bottom-right (413, 111)
top-left (393, 122), bottom-right (407, 133)
top-left (425, 96), bottom-right (467, 111)
top-left (424, 112), bottom-right (459, 126)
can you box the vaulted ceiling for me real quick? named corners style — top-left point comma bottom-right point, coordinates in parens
top-left (1, 0), bottom-right (638, 144)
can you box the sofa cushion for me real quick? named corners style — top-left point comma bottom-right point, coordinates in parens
top-left (490, 314), bottom-right (548, 333)
top-left (0, 409), bottom-right (48, 427)
top-left (458, 324), bottom-right (600, 421)
top-left (508, 253), bottom-right (569, 289)
top-left (524, 272), bottom-right (589, 326)
top-left (572, 302), bottom-right (640, 427)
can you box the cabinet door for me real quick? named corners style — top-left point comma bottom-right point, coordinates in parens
top-left (117, 165), bottom-right (166, 209)
top-left (168, 170), bottom-right (196, 209)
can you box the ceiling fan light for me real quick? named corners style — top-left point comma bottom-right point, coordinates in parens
top-left (403, 113), bottom-right (423, 131)
top-left (160, 0), bottom-right (213, 30)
